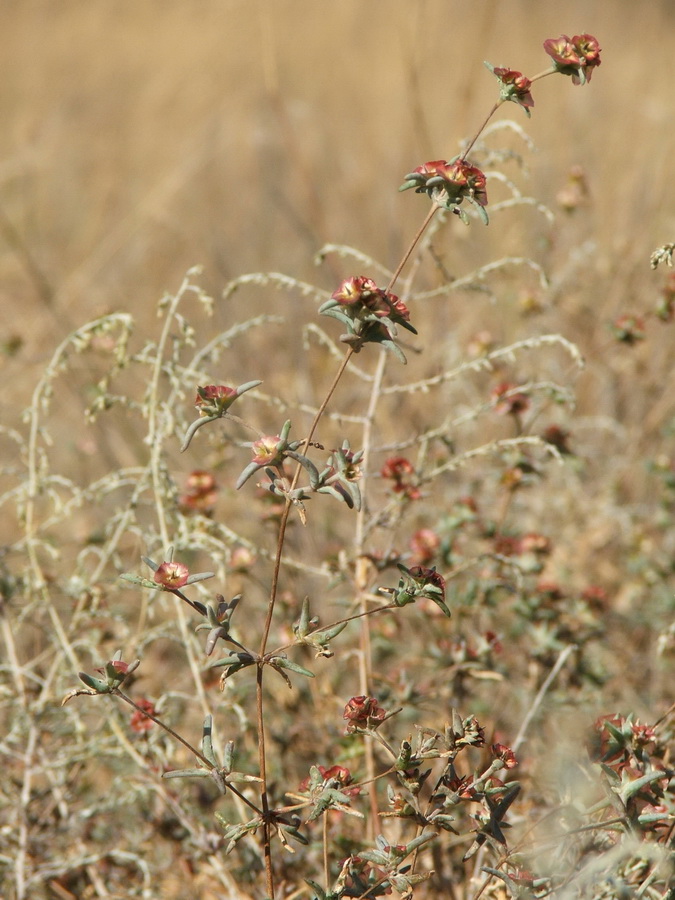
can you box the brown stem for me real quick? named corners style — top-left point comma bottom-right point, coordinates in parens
top-left (256, 665), bottom-right (275, 898)
top-left (258, 349), bottom-right (354, 659)
top-left (254, 349), bottom-right (354, 898)
top-left (387, 203), bottom-right (440, 294)
top-left (114, 689), bottom-right (260, 813)
top-left (459, 100), bottom-right (503, 161)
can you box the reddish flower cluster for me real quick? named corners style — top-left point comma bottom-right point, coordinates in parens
top-left (591, 714), bottom-right (657, 771)
top-left (381, 456), bottom-right (421, 500)
top-left (589, 714), bottom-right (673, 832)
top-left (489, 65), bottom-right (534, 114)
top-left (400, 159), bottom-right (488, 211)
top-left (180, 469), bottom-right (219, 513)
top-left (343, 695), bottom-right (387, 732)
top-left (543, 33), bottom-right (601, 85)
top-left (332, 276), bottom-right (412, 326)
top-left (298, 764), bottom-right (359, 797)
top-left (491, 743), bottom-right (518, 769)
top-left (407, 565), bottom-right (446, 599)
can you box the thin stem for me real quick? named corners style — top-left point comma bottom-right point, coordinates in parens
top-left (114, 689), bottom-right (261, 814)
top-left (255, 348), bottom-right (355, 899)
top-left (386, 203), bottom-right (440, 294)
top-left (258, 349), bottom-right (354, 658)
top-left (323, 815), bottom-right (330, 889)
top-left (256, 665), bottom-right (275, 899)
top-left (267, 602), bottom-right (397, 658)
top-left (512, 644), bottom-right (576, 753)
top-left (460, 100), bottom-right (503, 160)
top-left (529, 65), bottom-right (558, 83)
top-left (353, 349), bottom-right (388, 839)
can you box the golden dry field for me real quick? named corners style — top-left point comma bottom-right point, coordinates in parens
top-left (2, 2), bottom-right (675, 898)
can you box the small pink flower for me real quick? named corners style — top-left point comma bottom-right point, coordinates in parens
top-left (251, 434), bottom-right (282, 466)
top-left (544, 34), bottom-right (581, 67)
top-left (230, 545), bottom-right (256, 572)
top-left (195, 384), bottom-right (238, 415)
top-left (332, 276), bottom-right (379, 306)
top-left (153, 561), bottom-right (190, 589)
top-left (110, 660), bottom-right (130, 674)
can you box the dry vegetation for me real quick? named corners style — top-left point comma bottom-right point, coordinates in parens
top-left (1, 2), bottom-right (675, 899)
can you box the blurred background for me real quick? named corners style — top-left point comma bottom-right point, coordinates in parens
top-left (1, 0), bottom-right (674, 383)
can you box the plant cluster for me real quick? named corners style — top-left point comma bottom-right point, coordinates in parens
top-left (3, 29), bottom-right (675, 900)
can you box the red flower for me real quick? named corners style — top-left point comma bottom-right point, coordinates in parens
top-left (130, 698), bottom-right (157, 733)
top-left (541, 425), bottom-right (572, 455)
top-left (399, 158), bottom-right (489, 221)
top-left (488, 65), bottom-right (534, 114)
top-left (381, 456), bottom-right (421, 500)
top-left (194, 384), bottom-right (238, 415)
top-left (442, 159), bottom-right (488, 208)
top-left (582, 584), bottom-right (609, 611)
top-left (153, 561), bottom-right (190, 589)
top-left (332, 276), bottom-right (379, 306)
top-left (299, 764), bottom-right (360, 798)
top-left (544, 33), bottom-right (601, 85)
top-left (407, 565), bottom-right (446, 600)
top-left (180, 469), bottom-right (219, 513)
top-left (332, 277), bottom-right (412, 326)
top-left (492, 743), bottom-right (518, 769)
top-left (109, 660), bottom-right (130, 675)
top-left (343, 695), bottom-right (387, 732)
